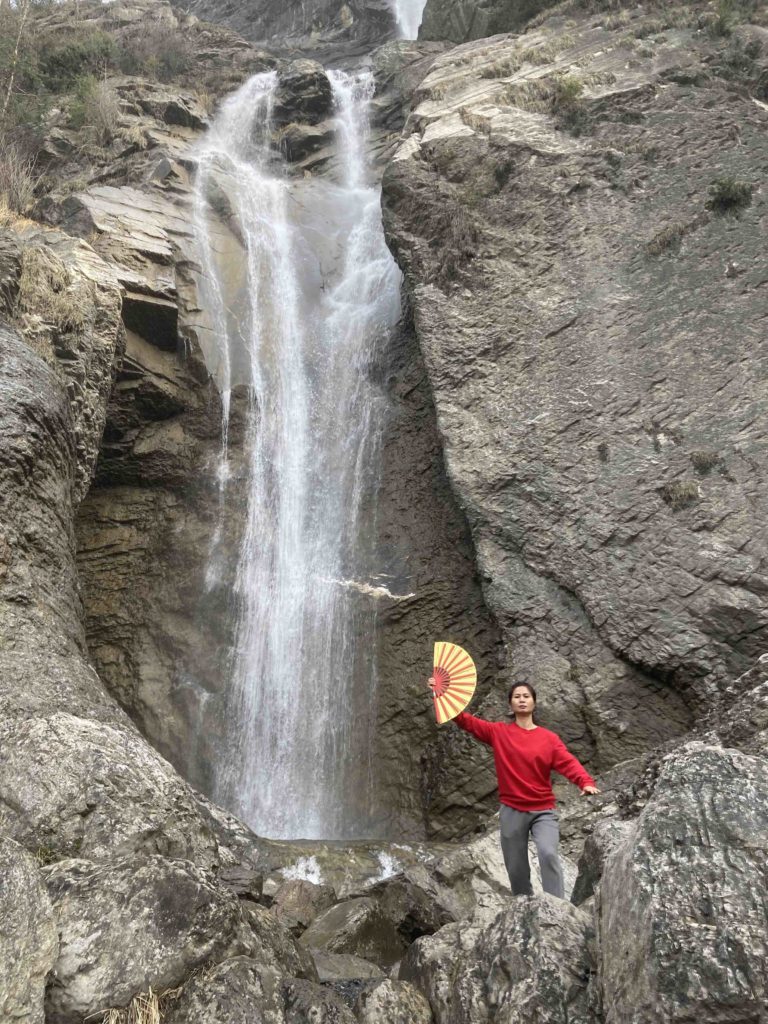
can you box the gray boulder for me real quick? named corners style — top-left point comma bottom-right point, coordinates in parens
top-left (299, 897), bottom-right (406, 968)
top-left (164, 957), bottom-right (286, 1024)
top-left (273, 60), bottom-right (333, 127)
top-left (310, 949), bottom-right (385, 983)
top-left (42, 855), bottom-right (287, 1022)
top-left (272, 877), bottom-right (338, 935)
top-left (242, 902), bottom-right (318, 980)
top-left (599, 743), bottom-right (768, 1023)
top-left (401, 896), bottom-right (594, 1023)
top-left (571, 818), bottom-right (634, 906)
top-left (0, 838), bottom-right (58, 1024)
top-left (354, 979), bottom-right (434, 1023)
top-left (282, 978), bottom-right (357, 1024)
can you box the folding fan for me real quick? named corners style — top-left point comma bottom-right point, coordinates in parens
top-left (429, 642), bottom-right (477, 724)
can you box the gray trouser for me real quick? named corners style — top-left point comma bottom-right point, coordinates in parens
top-left (499, 805), bottom-right (564, 898)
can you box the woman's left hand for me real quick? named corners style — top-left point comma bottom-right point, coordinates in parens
top-left (581, 785), bottom-right (599, 796)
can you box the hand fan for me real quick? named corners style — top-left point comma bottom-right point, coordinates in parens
top-left (429, 642), bottom-right (477, 724)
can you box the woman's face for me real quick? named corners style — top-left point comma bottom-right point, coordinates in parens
top-left (510, 686), bottom-right (535, 716)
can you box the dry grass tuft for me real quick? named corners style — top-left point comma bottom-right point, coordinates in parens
top-left (17, 244), bottom-right (92, 338)
top-left (120, 122), bottom-right (148, 150)
top-left (0, 139), bottom-right (42, 215)
top-left (659, 479), bottom-right (700, 510)
top-left (646, 222), bottom-right (686, 256)
top-left (93, 985), bottom-right (184, 1024)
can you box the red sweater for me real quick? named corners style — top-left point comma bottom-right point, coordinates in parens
top-left (454, 712), bottom-right (595, 812)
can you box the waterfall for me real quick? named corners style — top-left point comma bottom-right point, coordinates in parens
top-left (193, 70), bottom-right (402, 840)
top-left (389, 0), bottom-right (428, 39)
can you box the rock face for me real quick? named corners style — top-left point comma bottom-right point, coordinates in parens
top-left (373, 316), bottom-right (504, 838)
top-left (171, 0), bottom-right (396, 58)
top-left (382, 1), bottom-right (768, 788)
top-left (43, 855), bottom-right (262, 1022)
top-left (0, 839), bottom-right (58, 1024)
top-left (354, 979), bottom-right (434, 1023)
top-left (599, 743), bottom-right (768, 1024)
top-left (163, 957), bottom-right (288, 1024)
top-left (401, 896), bottom-right (595, 1023)
top-left (420, 0), bottom-right (554, 44)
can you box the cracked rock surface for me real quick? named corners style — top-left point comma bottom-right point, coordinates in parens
top-left (382, 1), bottom-right (768, 799)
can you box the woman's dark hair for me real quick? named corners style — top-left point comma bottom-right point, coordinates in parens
top-left (508, 682), bottom-right (537, 704)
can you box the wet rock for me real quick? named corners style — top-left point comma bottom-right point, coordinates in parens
top-left (278, 121), bottom-right (335, 163)
top-left (42, 855), bottom-right (264, 1023)
top-left (353, 978), bottom-right (434, 1023)
top-left (599, 743), bottom-right (768, 1024)
top-left (273, 61), bottom-right (333, 127)
top-left (401, 896), bottom-right (594, 1023)
top-left (0, 838), bottom-right (58, 1024)
top-left (272, 878), bottom-right (338, 935)
top-left (299, 897), bottom-right (406, 968)
top-left (310, 949), bottom-right (385, 983)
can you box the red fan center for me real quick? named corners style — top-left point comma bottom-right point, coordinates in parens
top-left (430, 667), bottom-right (451, 697)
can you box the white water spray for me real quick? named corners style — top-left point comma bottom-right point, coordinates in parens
top-left (193, 70), bottom-right (401, 840)
top-left (389, 0), bottom-right (428, 39)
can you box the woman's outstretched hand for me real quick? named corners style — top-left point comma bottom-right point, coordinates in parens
top-left (581, 785), bottom-right (599, 796)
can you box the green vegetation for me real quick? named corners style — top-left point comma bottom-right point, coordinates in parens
top-left (117, 20), bottom-right (194, 81)
top-left (0, 3), bottom-right (194, 133)
top-left (550, 74), bottom-right (584, 107)
top-left (709, 0), bottom-right (738, 37)
top-left (68, 74), bottom-right (121, 144)
top-left (550, 74), bottom-right (589, 133)
top-left (36, 29), bottom-right (117, 92)
top-left (706, 177), bottom-right (753, 215)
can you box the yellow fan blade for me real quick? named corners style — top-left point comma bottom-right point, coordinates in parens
top-left (431, 641), bottom-right (477, 724)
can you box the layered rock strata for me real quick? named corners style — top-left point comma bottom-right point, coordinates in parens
top-left (382, 1), bottom-right (768, 789)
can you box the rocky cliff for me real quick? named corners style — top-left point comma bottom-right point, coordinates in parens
top-left (1, 0), bottom-right (767, 1020)
top-left (382, 0), bottom-right (768, 788)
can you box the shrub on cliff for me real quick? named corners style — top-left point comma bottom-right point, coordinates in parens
top-left (68, 75), bottom-right (121, 145)
top-left (706, 176), bottom-right (753, 215)
top-left (36, 29), bottom-right (117, 92)
top-left (117, 19), bottom-right (194, 82)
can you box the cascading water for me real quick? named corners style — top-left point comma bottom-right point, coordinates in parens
top-left (389, 0), bottom-right (428, 39)
top-left (193, 70), bottom-right (402, 840)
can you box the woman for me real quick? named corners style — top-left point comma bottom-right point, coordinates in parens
top-left (447, 682), bottom-right (598, 898)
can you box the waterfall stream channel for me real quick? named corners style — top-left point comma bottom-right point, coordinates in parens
top-left (193, 69), bottom-right (403, 841)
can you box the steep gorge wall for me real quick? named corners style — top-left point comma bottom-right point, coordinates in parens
top-left (382, 2), bottom-right (768, 777)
